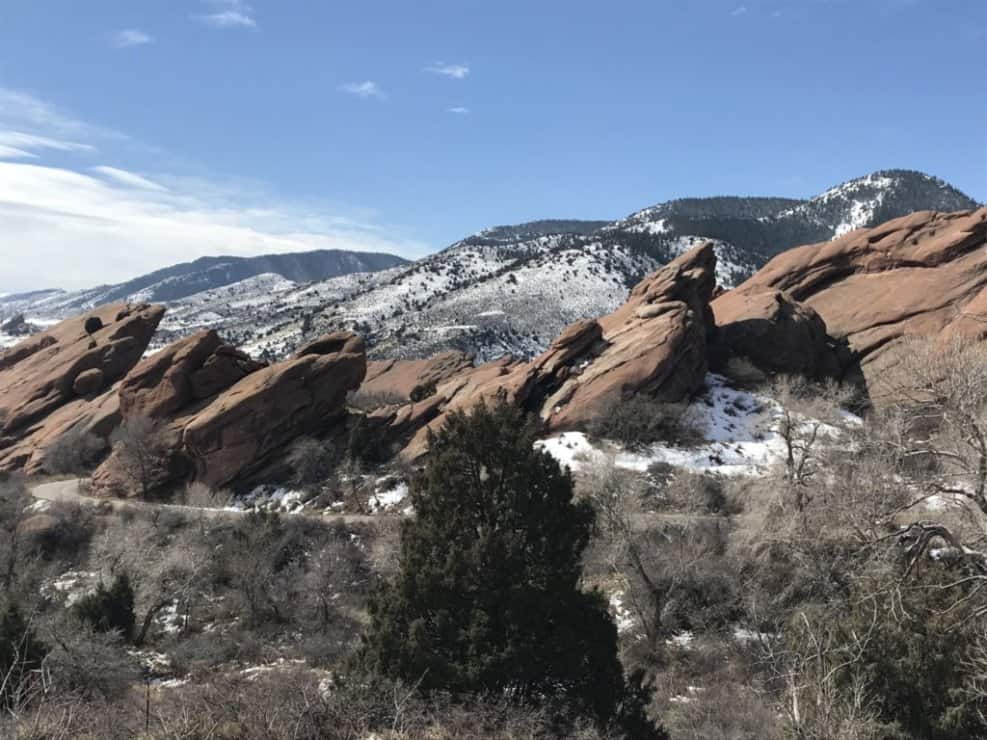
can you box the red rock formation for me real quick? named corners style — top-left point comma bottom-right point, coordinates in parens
top-left (118, 330), bottom-right (264, 420)
top-left (92, 331), bottom-right (366, 493)
top-left (394, 244), bottom-right (718, 458)
top-left (362, 351), bottom-right (476, 401)
top-left (714, 208), bottom-right (987, 385)
top-left (0, 303), bottom-right (164, 472)
top-left (711, 289), bottom-right (847, 380)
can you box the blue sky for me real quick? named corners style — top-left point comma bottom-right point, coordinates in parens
top-left (0, 0), bottom-right (984, 291)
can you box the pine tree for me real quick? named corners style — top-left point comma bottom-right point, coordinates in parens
top-left (361, 401), bottom-right (664, 736)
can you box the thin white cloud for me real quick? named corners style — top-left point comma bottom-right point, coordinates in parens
top-left (194, 0), bottom-right (257, 29)
top-left (0, 145), bottom-right (35, 160)
top-left (92, 165), bottom-right (168, 192)
top-left (338, 81), bottom-right (386, 100)
top-left (0, 87), bottom-right (127, 144)
top-left (446, 107), bottom-right (470, 115)
top-left (731, 5), bottom-right (749, 15)
top-left (0, 131), bottom-right (95, 155)
top-left (425, 62), bottom-right (471, 80)
top-left (110, 29), bottom-right (153, 48)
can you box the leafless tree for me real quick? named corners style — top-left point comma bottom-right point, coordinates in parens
top-left (107, 416), bottom-right (169, 499)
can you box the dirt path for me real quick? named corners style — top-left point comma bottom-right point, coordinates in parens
top-left (29, 478), bottom-right (397, 526)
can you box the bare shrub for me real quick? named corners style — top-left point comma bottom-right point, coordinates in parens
top-left (589, 395), bottom-right (703, 450)
top-left (659, 471), bottom-right (738, 515)
top-left (662, 682), bottom-right (784, 740)
top-left (878, 339), bottom-right (987, 515)
top-left (107, 416), bottom-right (170, 499)
top-left (42, 425), bottom-right (105, 475)
top-left (288, 436), bottom-right (336, 489)
top-left (580, 459), bottom-right (740, 653)
top-left (181, 480), bottom-right (226, 508)
top-left (768, 375), bottom-right (857, 510)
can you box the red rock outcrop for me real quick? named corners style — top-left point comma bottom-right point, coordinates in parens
top-left (0, 303), bottom-right (164, 472)
top-left (714, 208), bottom-right (987, 385)
top-left (393, 243), bottom-right (718, 458)
top-left (92, 331), bottom-right (367, 493)
top-left (362, 351), bottom-right (476, 402)
top-left (118, 330), bottom-right (265, 420)
top-left (711, 289), bottom-right (848, 380)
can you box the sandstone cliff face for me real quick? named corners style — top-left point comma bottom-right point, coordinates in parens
top-left (713, 208), bottom-right (987, 385)
top-left (0, 303), bottom-right (164, 473)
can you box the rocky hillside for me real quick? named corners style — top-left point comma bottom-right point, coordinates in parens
top-left (3, 170), bottom-right (977, 363)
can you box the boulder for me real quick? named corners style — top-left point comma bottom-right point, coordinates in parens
top-left (0, 303), bottom-right (164, 472)
top-left (717, 207), bottom-right (987, 388)
top-left (711, 288), bottom-right (847, 379)
top-left (72, 368), bottom-right (106, 396)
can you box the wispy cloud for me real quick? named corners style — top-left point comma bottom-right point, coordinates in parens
top-left (0, 131), bottom-right (95, 156)
top-left (109, 29), bottom-right (153, 48)
top-left (446, 107), bottom-right (470, 115)
top-left (92, 165), bottom-right (168, 192)
top-left (194, 0), bottom-right (257, 29)
top-left (0, 145), bottom-right (35, 160)
top-left (338, 81), bottom-right (386, 100)
top-left (0, 87), bottom-right (427, 292)
top-left (0, 87), bottom-right (127, 144)
top-left (731, 5), bottom-right (748, 15)
top-left (425, 62), bottom-right (471, 80)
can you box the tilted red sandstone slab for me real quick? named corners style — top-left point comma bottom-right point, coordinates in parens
top-left (92, 331), bottom-right (367, 493)
top-left (362, 351), bottom-right (476, 401)
top-left (0, 303), bottom-right (164, 472)
top-left (713, 208), bottom-right (987, 385)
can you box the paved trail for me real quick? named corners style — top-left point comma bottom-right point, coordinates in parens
top-left (29, 478), bottom-right (395, 525)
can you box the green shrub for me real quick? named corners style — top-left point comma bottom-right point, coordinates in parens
top-left (74, 573), bottom-right (136, 641)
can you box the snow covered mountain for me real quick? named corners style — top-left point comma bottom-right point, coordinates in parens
top-left (3, 169), bottom-right (978, 362)
top-left (615, 169), bottom-right (978, 257)
top-left (0, 249), bottom-right (408, 321)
